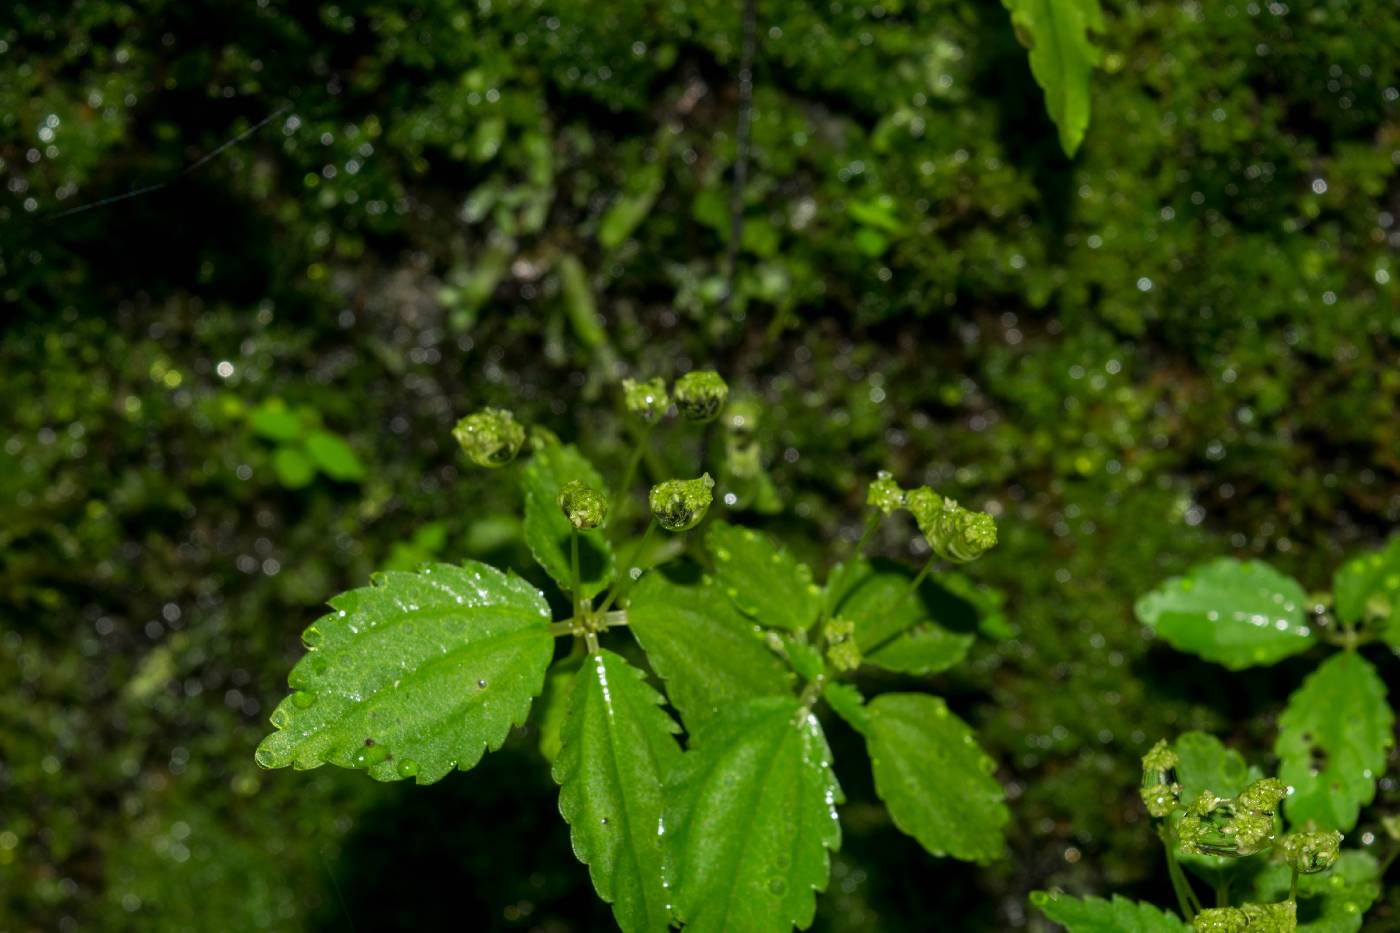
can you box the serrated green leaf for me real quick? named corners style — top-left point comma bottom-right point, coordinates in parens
top-left (248, 398), bottom-right (302, 442)
top-left (626, 573), bottom-right (793, 731)
top-left (1275, 652), bottom-right (1393, 831)
top-left (1333, 536), bottom-right (1400, 626)
top-left (860, 693), bottom-right (1008, 863)
top-left (535, 662), bottom-right (578, 764)
top-left (255, 562), bottom-right (553, 784)
top-left (554, 650), bottom-right (681, 933)
top-left (1174, 731), bottom-right (1264, 805)
top-left (1135, 558), bottom-right (1314, 670)
top-left (664, 696), bottom-right (841, 933)
top-left (1030, 891), bottom-right (1189, 932)
top-left (272, 445), bottom-right (315, 488)
top-left (822, 682), bottom-right (870, 735)
top-left (1251, 850), bottom-right (1382, 933)
top-left (522, 443), bottom-right (615, 598)
top-left (1002, 0), bottom-right (1105, 157)
top-left (825, 558), bottom-right (974, 674)
top-left (707, 521), bottom-right (822, 632)
top-left (1172, 732), bottom-right (1265, 887)
top-left (304, 430), bottom-right (365, 481)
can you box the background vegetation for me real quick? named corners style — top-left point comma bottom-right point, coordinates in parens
top-left (2, 0), bottom-right (1397, 929)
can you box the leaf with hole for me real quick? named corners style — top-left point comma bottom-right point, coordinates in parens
top-left (255, 562), bottom-right (553, 784)
top-left (1275, 651), bottom-right (1393, 831)
top-left (1002, 0), bottom-right (1105, 157)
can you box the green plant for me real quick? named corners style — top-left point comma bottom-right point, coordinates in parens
top-left (255, 372), bottom-right (1010, 932)
top-left (1030, 541), bottom-right (1400, 931)
top-left (1031, 731), bottom-right (1395, 932)
top-left (245, 397), bottom-right (366, 488)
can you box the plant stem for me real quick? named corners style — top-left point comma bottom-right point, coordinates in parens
top-left (611, 423), bottom-right (655, 523)
top-left (1215, 879), bottom-right (1230, 909)
top-left (1160, 828), bottom-right (1200, 921)
top-left (1290, 866), bottom-right (1299, 903)
top-left (850, 509), bottom-right (881, 560)
top-left (570, 529), bottom-right (583, 619)
top-left (598, 520), bottom-right (659, 615)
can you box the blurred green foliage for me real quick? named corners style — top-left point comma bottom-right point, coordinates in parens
top-left (1, 0), bottom-right (1397, 930)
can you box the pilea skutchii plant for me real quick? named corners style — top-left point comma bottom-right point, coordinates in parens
top-left (1031, 731), bottom-right (1395, 932)
top-left (256, 371), bottom-right (1011, 932)
top-left (1031, 541), bottom-right (1400, 933)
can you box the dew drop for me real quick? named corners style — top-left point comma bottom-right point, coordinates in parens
top-left (767, 878), bottom-right (787, 895)
top-left (397, 758), bottom-right (420, 779)
top-left (292, 690), bottom-right (316, 709)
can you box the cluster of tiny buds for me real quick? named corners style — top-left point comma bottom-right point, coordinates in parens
top-left (865, 472), bottom-right (998, 564)
top-left (623, 370), bottom-right (730, 425)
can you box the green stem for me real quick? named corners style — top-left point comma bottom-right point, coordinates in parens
top-left (611, 423), bottom-right (655, 523)
top-left (598, 520), bottom-right (659, 614)
top-left (570, 529), bottom-right (583, 619)
top-left (1161, 829), bottom-right (1200, 921)
top-left (1290, 866), bottom-right (1299, 903)
top-left (1215, 879), bottom-right (1230, 909)
top-left (858, 555), bottom-right (941, 658)
top-left (850, 509), bottom-right (881, 560)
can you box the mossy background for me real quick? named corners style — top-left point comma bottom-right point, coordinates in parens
top-left (2, 0), bottom-right (1398, 929)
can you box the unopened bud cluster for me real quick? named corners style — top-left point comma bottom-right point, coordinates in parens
top-left (649, 474), bottom-right (715, 531)
top-left (621, 370), bottom-right (730, 425)
top-left (454, 408), bottom-right (526, 468)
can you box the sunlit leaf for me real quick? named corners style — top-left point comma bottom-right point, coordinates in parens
top-left (248, 399), bottom-right (301, 442)
top-left (1275, 652), bottom-right (1393, 831)
top-left (554, 650), bottom-right (681, 933)
top-left (626, 573), bottom-right (793, 731)
top-left (255, 562), bottom-right (553, 784)
top-left (844, 692), bottom-right (1008, 863)
top-left (272, 446), bottom-right (315, 489)
top-left (664, 697), bottom-right (841, 933)
top-left (1134, 558), bottom-right (1314, 669)
top-left (521, 443), bottom-right (615, 598)
top-left (1002, 0), bottom-right (1105, 156)
top-left (305, 430), bottom-right (365, 482)
top-left (707, 521), bottom-right (821, 632)
top-left (1030, 891), bottom-right (1188, 932)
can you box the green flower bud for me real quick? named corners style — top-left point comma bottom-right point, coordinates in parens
top-left (823, 617), bottom-right (861, 672)
top-left (1280, 830), bottom-right (1342, 874)
top-left (649, 473), bottom-right (715, 531)
top-left (867, 471), bottom-right (905, 515)
top-left (622, 377), bottom-right (670, 424)
top-left (1193, 901), bottom-right (1295, 933)
top-left (1140, 783), bottom-right (1180, 819)
top-left (1178, 783), bottom-right (1282, 857)
top-left (673, 370), bottom-right (729, 423)
top-left (1142, 739), bottom-right (1179, 775)
top-left (453, 408), bottom-right (526, 468)
top-left (905, 486), bottom-right (998, 563)
top-left (557, 480), bottom-right (608, 531)
top-left (1235, 778), bottom-right (1287, 817)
